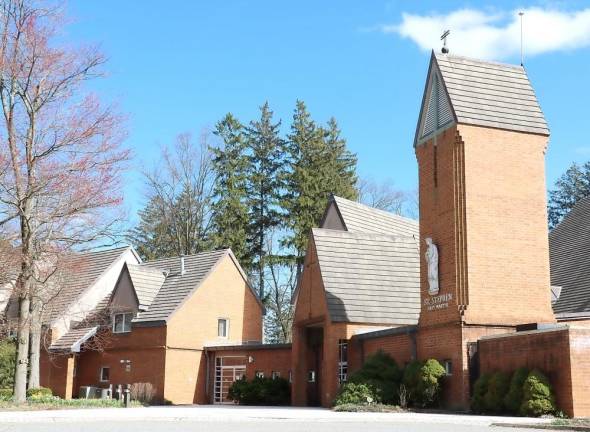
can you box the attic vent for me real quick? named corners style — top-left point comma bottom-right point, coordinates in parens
top-left (420, 72), bottom-right (454, 140)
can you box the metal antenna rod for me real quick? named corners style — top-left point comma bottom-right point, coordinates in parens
top-left (519, 11), bottom-right (524, 66)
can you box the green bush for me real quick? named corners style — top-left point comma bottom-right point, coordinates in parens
top-left (471, 373), bottom-right (491, 413)
top-left (418, 359), bottom-right (446, 407)
top-left (26, 387), bottom-right (52, 400)
top-left (348, 350), bottom-right (402, 404)
top-left (484, 371), bottom-right (511, 413)
top-left (333, 382), bottom-right (378, 406)
top-left (0, 388), bottom-right (13, 401)
top-left (227, 376), bottom-right (290, 406)
top-left (520, 370), bottom-right (556, 417)
top-left (504, 367), bottom-right (529, 414)
top-left (0, 340), bottom-right (16, 389)
top-left (402, 359), bottom-right (446, 408)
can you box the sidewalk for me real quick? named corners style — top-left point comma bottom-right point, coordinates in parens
top-left (0, 405), bottom-right (554, 426)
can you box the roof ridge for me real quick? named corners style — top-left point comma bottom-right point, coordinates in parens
top-left (312, 227), bottom-right (416, 241)
top-left (332, 195), bottom-right (418, 225)
top-left (140, 249), bottom-right (228, 266)
top-left (435, 52), bottom-right (523, 71)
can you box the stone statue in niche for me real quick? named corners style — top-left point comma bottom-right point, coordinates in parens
top-left (425, 237), bottom-right (439, 295)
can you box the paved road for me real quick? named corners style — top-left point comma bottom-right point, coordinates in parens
top-left (0, 420), bottom-right (549, 432)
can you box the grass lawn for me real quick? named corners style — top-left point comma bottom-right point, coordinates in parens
top-left (0, 397), bottom-right (143, 411)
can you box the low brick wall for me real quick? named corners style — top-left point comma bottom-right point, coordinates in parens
top-left (478, 325), bottom-right (590, 418)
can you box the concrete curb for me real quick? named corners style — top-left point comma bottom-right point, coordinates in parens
top-left (493, 423), bottom-right (590, 431)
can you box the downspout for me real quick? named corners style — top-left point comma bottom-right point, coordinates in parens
top-left (205, 349), bottom-right (210, 403)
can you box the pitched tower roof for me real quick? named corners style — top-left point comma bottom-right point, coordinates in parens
top-left (415, 52), bottom-right (549, 146)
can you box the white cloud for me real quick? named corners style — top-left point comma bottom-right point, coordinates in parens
top-left (383, 8), bottom-right (590, 60)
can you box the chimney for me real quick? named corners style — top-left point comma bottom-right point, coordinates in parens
top-left (180, 255), bottom-right (185, 275)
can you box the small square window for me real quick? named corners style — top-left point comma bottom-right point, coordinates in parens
top-left (100, 366), bottom-right (110, 382)
top-left (288, 370), bottom-right (292, 383)
top-left (271, 371), bottom-right (280, 379)
top-left (255, 371), bottom-right (264, 378)
top-left (307, 370), bottom-right (316, 383)
top-left (217, 318), bottom-right (228, 338)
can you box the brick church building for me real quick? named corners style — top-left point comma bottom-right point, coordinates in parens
top-left (23, 51), bottom-right (590, 417)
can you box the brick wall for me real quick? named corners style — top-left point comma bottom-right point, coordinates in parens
top-left (478, 326), bottom-right (590, 418)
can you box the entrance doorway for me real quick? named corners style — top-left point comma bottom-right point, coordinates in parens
top-left (214, 356), bottom-right (246, 404)
top-left (305, 327), bottom-right (324, 406)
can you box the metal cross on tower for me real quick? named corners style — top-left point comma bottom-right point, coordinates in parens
top-left (441, 30), bottom-right (450, 54)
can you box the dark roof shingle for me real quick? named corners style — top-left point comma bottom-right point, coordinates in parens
top-left (550, 197), bottom-right (590, 315)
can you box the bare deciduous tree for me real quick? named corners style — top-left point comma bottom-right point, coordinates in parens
top-left (0, 0), bottom-right (128, 401)
top-left (357, 177), bottom-right (407, 214)
top-left (131, 131), bottom-right (215, 259)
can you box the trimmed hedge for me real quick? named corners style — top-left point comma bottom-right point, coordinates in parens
top-left (472, 368), bottom-right (557, 417)
top-left (402, 359), bottom-right (446, 408)
top-left (227, 376), bottom-right (290, 406)
top-left (504, 367), bottom-right (529, 413)
top-left (520, 370), bottom-right (556, 417)
top-left (484, 371), bottom-right (511, 413)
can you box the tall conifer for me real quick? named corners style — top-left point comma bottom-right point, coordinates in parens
top-left (245, 102), bottom-right (286, 298)
top-left (211, 114), bottom-right (252, 270)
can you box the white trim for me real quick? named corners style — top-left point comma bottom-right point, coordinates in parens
top-left (71, 327), bottom-right (98, 353)
top-left (217, 318), bottom-right (229, 338)
top-left (112, 312), bottom-right (133, 334)
top-left (99, 366), bottom-right (110, 382)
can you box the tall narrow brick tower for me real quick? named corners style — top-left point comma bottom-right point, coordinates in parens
top-left (414, 52), bottom-right (555, 408)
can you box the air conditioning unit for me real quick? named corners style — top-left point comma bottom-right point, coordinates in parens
top-left (79, 386), bottom-right (100, 399)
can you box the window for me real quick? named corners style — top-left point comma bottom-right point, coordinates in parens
top-left (112, 312), bottom-right (133, 333)
top-left (307, 370), bottom-right (316, 383)
top-left (255, 371), bottom-right (264, 378)
top-left (288, 370), bottom-right (292, 383)
top-left (338, 339), bottom-right (348, 384)
top-left (444, 360), bottom-right (453, 376)
top-left (99, 366), bottom-right (110, 382)
top-left (217, 318), bottom-right (229, 338)
top-left (271, 371), bottom-right (280, 379)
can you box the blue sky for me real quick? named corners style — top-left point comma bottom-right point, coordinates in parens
top-left (68, 1), bottom-right (590, 221)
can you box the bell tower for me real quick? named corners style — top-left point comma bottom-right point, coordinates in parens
top-left (414, 51), bottom-right (555, 408)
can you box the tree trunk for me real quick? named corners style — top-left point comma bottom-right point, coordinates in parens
top-left (28, 297), bottom-right (42, 389)
top-left (14, 294), bottom-right (31, 402)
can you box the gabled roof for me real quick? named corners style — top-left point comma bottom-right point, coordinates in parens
top-left (312, 228), bottom-right (420, 325)
top-left (550, 196), bottom-right (590, 316)
top-left (415, 52), bottom-right (549, 146)
top-left (49, 326), bottom-right (98, 353)
top-left (132, 249), bottom-right (260, 325)
top-left (46, 246), bottom-right (137, 323)
top-left (325, 196), bottom-right (419, 238)
top-left (126, 264), bottom-right (166, 310)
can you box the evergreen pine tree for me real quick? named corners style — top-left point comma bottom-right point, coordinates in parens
top-left (210, 114), bottom-right (252, 270)
top-left (548, 161), bottom-right (590, 228)
top-left (282, 103), bottom-right (358, 270)
top-left (244, 102), bottom-right (286, 298)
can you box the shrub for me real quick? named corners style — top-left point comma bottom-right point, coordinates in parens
top-left (227, 376), bottom-right (290, 406)
top-left (0, 388), bottom-right (13, 401)
top-left (348, 350), bottom-right (402, 404)
top-left (0, 340), bottom-right (16, 389)
top-left (504, 367), bottom-right (529, 414)
top-left (520, 370), bottom-right (556, 417)
top-left (471, 373), bottom-right (491, 413)
top-left (417, 359), bottom-right (446, 407)
top-left (130, 382), bottom-right (155, 404)
top-left (26, 387), bottom-right (52, 400)
top-left (484, 371), bottom-right (511, 413)
top-left (333, 383), bottom-right (378, 406)
top-left (401, 359), bottom-right (445, 408)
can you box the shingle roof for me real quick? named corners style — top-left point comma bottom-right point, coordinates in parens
top-left (312, 228), bottom-right (420, 325)
top-left (133, 250), bottom-right (229, 324)
top-left (415, 52), bottom-right (548, 145)
top-left (331, 196), bottom-right (419, 238)
top-left (550, 196), bottom-right (590, 315)
top-left (126, 264), bottom-right (166, 310)
top-left (49, 326), bottom-right (98, 352)
top-left (45, 247), bottom-right (133, 323)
